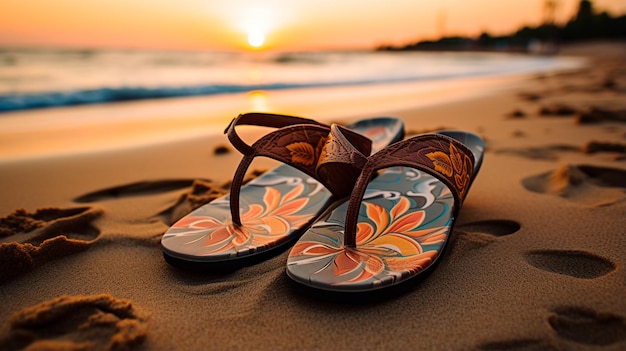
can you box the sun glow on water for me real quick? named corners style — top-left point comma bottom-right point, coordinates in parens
top-left (247, 90), bottom-right (270, 111)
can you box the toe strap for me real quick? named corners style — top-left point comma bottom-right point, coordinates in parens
top-left (316, 124), bottom-right (372, 198)
top-left (224, 113), bottom-right (373, 225)
top-left (343, 133), bottom-right (478, 247)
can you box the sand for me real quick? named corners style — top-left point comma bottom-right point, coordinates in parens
top-left (0, 41), bottom-right (625, 350)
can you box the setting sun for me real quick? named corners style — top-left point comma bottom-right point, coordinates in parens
top-left (2, 1), bottom-right (624, 51)
top-left (247, 30), bottom-right (265, 48)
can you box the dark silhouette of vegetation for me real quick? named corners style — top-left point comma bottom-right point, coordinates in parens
top-left (377, 0), bottom-right (625, 52)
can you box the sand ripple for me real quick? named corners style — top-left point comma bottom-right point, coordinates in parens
top-left (0, 293), bottom-right (146, 351)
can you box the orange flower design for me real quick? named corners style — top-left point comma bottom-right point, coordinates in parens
top-left (289, 197), bottom-right (448, 285)
top-left (426, 141), bottom-right (472, 199)
top-left (286, 137), bottom-right (327, 166)
top-left (173, 184), bottom-right (311, 254)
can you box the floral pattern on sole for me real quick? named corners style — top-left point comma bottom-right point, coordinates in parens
top-left (161, 117), bottom-right (405, 264)
top-left (162, 166), bottom-right (330, 262)
top-left (287, 167), bottom-right (455, 291)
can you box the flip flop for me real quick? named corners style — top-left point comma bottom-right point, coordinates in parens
top-left (162, 113), bottom-right (404, 269)
top-left (287, 126), bottom-right (485, 292)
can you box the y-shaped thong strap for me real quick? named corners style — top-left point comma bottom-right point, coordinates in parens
top-left (224, 113), bottom-right (372, 226)
top-left (320, 127), bottom-right (478, 247)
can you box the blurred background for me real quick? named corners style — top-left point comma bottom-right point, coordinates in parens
top-left (2, 0), bottom-right (624, 51)
top-left (0, 0), bottom-right (624, 112)
top-left (0, 0), bottom-right (624, 160)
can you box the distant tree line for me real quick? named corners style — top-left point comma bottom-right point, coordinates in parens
top-left (377, 0), bottom-right (626, 52)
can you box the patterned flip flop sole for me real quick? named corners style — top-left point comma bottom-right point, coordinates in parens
top-left (162, 116), bottom-right (404, 266)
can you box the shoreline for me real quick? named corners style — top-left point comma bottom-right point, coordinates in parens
top-left (0, 50), bottom-right (586, 162)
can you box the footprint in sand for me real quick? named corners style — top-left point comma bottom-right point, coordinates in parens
top-left (157, 170), bottom-right (264, 225)
top-left (156, 179), bottom-right (232, 226)
top-left (451, 219), bottom-right (521, 255)
top-left (0, 207), bottom-right (101, 283)
top-left (524, 250), bottom-right (616, 279)
top-left (75, 178), bottom-right (220, 223)
top-left (477, 339), bottom-right (557, 351)
top-left (495, 144), bottom-right (580, 161)
top-left (74, 179), bottom-right (200, 203)
top-left (522, 164), bottom-right (626, 207)
top-left (73, 169), bottom-right (265, 227)
top-left (71, 178), bottom-right (243, 226)
top-left (476, 306), bottom-right (626, 350)
top-left (0, 293), bottom-right (147, 351)
top-left (548, 306), bottom-right (626, 346)
top-left (496, 141), bottom-right (626, 161)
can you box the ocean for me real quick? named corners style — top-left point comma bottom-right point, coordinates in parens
top-left (0, 48), bottom-right (584, 113)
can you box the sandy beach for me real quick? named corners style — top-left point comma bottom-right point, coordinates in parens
top-left (1, 41), bottom-right (625, 350)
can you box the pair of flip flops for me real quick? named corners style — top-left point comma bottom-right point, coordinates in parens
top-left (162, 113), bottom-right (484, 293)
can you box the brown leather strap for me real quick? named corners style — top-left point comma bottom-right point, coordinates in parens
top-left (316, 125), bottom-right (372, 198)
top-left (224, 113), bottom-right (372, 226)
top-left (343, 134), bottom-right (476, 247)
top-left (224, 112), bottom-right (326, 155)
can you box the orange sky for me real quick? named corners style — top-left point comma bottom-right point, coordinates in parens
top-left (1, 0), bottom-right (624, 51)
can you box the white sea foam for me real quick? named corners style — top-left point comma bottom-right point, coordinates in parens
top-left (0, 49), bottom-right (584, 112)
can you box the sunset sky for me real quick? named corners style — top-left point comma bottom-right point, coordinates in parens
top-left (1, 0), bottom-right (624, 51)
